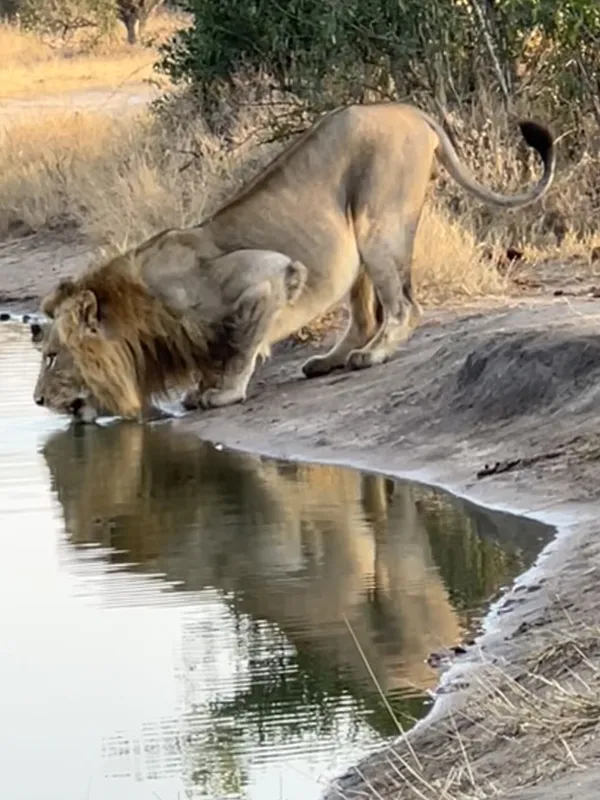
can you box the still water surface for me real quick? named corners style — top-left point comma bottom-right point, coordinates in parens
top-left (0, 320), bottom-right (551, 800)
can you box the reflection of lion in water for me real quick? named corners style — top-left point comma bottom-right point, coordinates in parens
top-left (33, 103), bottom-right (554, 421)
top-left (42, 424), bottom-right (465, 694)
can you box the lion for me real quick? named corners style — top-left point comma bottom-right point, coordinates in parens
top-left (33, 102), bottom-right (555, 420)
top-left (33, 247), bottom-right (307, 420)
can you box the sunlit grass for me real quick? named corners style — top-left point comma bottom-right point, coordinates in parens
top-left (0, 9), bottom-right (188, 99)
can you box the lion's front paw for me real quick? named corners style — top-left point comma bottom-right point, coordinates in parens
top-left (200, 387), bottom-right (245, 409)
top-left (182, 387), bottom-right (203, 411)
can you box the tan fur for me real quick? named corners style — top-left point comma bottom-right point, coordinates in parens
top-left (32, 321), bottom-right (98, 422)
top-left (34, 102), bottom-right (555, 420)
top-left (38, 264), bottom-right (221, 418)
top-left (34, 246), bottom-right (308, 418)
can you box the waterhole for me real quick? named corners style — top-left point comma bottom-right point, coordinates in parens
top-left (0, 319), bottom-right (552, 800)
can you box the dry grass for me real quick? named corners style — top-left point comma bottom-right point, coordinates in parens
top-left (2, 76), bottom-right (600, 311)
top-left (328, 624), bottom-right (600, 800)
top-left (0, 102), bottom-right (514, 308)
top-left (413, 203), bottom-right (508, 304)
top-left (0, 109), bottom-right (210, 243)
top-left (0, 9), bottom-right (188, 99)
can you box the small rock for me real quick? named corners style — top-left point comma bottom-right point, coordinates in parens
top-left (0, 312), bottom-right (10, 322)
top-left (515, 621), bottom-right (530, 635)
top-left (526, 583), bottom-right (542, 593)
top-left (426, 652), bottom-right (449, 669)
top-left (426, 644), bottom-right (468, 669)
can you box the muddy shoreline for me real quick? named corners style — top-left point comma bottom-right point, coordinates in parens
top-left (3, 239), bottom-right (600, 799)
top-left (173, 300), bottom-right (600, 799)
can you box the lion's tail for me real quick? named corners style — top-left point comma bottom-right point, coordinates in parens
top-left (422, 111), bottom-right (556, 209)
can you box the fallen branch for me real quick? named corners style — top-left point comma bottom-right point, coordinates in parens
top-left (477, 450), bottom-right (563, 479)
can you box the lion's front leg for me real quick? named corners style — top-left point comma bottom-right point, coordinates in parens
top-left (183, 280), bottom-right (277, 412)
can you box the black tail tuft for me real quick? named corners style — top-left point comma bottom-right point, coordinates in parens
top-left (518, 120), bottom-right (554, 169)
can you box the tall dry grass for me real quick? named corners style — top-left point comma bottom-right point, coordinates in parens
top-left (0, 102), bottom-right (512, 304)
top-left (0, 103), bottom-right (260, 243)
top-left (327, 623), bottom-right (600, 800)
top-left (2, 71), bottom-right (600, 308)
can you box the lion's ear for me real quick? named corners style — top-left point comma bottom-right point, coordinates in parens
top-left (41, 279), bottom-right (76, 318)
top-left (77, 289), bottom-right (100, 333)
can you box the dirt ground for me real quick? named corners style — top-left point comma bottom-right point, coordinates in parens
top-left (4, 237), bottom-right (600, 799)
top-left (0, 84), bottom-right (157, 119)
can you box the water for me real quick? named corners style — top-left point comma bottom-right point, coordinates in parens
top-left (0, 319), bottom-right (552, 800)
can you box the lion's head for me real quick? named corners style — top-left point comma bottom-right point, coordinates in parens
top-left (31, 318), bottom-right (105, 424)
top-left (34, 265), bottom-right (218, 420)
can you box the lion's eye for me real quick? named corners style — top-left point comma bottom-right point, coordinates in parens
top-left (45, 353), bottom-right (57, 370)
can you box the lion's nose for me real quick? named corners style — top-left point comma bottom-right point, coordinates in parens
top-left (34, 394), bottom-right (45, 406)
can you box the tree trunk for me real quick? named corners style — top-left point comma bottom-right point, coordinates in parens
top-left (124, 14), bottom-right (138, 45)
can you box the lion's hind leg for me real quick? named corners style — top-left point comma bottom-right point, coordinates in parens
top-left (346, 218), bottom-right (422, 371)
top-left (302, 269), bottom-right (380, 378)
